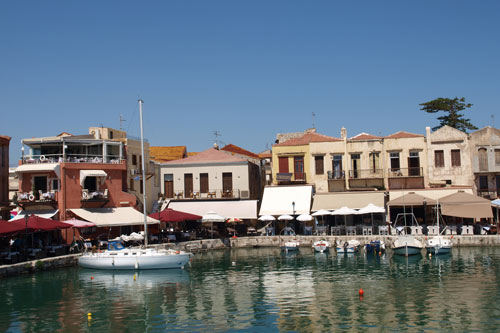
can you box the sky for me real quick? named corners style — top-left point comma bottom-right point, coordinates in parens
top-left (1, 1), bottom-right (499, 165)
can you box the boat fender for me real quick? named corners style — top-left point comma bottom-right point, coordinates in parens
top-left (29, 194), bottom-right (35, 201)
top-left (82, 191), bottom-right (89, 199)
top-left (40, 155), bottom-right (46, 162)
top-left (344, 242), bottom-right (348, 249)
top-left (175, 250), bottom-right (180, 254)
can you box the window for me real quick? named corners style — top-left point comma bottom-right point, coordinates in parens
top-left (408, 151), bottom-right (420, 176)
top-left (478, 148), bottom-right (488, 171)
top-left (184, 174), bottom-right (193, 197)
top-left (130, 178), bottom-right (134, 191)
top-left (200, 173), bottom-right (209, 193)
top-left (333, 155), bottom-right (343, 179)
top-left (479, 175), bottom-right (488, 190)
top-left (390, 152), bottom-right (400, 170)
top-left (351, 154), bottom-right (360, 178)
top-left (84, 176), bottom-right (97, 192)
top-left (109, 131), bottom-right (113, 139)
top-left (278, 156), bottom-right (289, 173)
top-left (51, 179), bottom-right (59, 191)
top-left (222, 173), bottom-right (233, 195)
top-left (495, 149), bottom-right (500, 166)
top-left (369, 152), bottom-right (379, 173)
top-left (451, 149), bottom-right (461, 167)
top-left (315, 156), bottom-right (324, 175)
top-left (164, 174), bottom-right (173, 198)
top-left (434, 150), bottom-right (444, 168)
top-left (132, 154), bottom-right (137, 166)
top-left (140, 179), bottom-right (143, 194)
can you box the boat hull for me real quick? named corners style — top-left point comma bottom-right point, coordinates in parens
top-left (336, 246), bottom-right (358, 254)
top-left (365, 240), bottom-right (385, 253)
top-left (393, 246), bottom-right (422, 256)
top-left (78, 249), bottom-right (191, 270)
top-left (281, 241), bottom-right (300, 252)
top-left (312, 241), bottom-right (330, 253)
top-left (425, 237), bottom-right (452, 255)
top-left (426, 246), bottom-right (452, 255)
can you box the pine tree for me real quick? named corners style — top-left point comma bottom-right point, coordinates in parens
top-left (420, 97), bottom-right (477, 132)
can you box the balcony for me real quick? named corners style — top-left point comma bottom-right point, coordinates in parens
top-left (22, 154), bottom-right (124, 165)
top-left (276, 172), bottom-right (307, 184)
top-left (477, 188), bottom-right (499, 200)
top-left (16, 191), bottom-right (58, 208)
top-left (388, 167), bottom-right (423, 177)
top-left (388, 167), bottom-right (424, 190)
top-left (348, 169), bottom-right (383, 179)
top-left (170, 189), bottom-right (247, 200)
top-left (348, 169), bottom-right (385, 191)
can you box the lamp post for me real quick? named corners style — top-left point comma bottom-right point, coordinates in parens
top-left (292, 201), bottom-right (296, 233)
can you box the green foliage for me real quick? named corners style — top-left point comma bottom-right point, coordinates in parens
top-left (419, 97), bottom-right (478, 132)
top-left (35, 260), bottom-right (44, 270)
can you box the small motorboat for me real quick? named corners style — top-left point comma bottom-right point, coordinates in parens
top-left (281, 241), bottom-right (300, 252)
top-left (365, 240), bottom-right (386, 253)
top-left (336, 240), bottom-right (360, 254)
top-left (392, 236), bottom-right (423, 256)
top-left (312, 240), bottom-right (331, 253)
top-left (425, 236), bottom-right (452, 255)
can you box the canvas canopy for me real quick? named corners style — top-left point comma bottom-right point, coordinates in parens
top-left (387, 193), bottom-right (436, 206)
top-left (80, 170), bottom-right (107, 186)
top-left (439, 191), bottom-right (493, 219)
top-left (70, 207), bottom-right (159, 227)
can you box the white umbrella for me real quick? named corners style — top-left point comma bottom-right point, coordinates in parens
top-left (202, 212), bottom-right (225, 238)
top-left (296, 214), bottom-right (313, 222)
top-left (258, 215), bottom-right (276, 221)
top-left (356, 203), bottom-right (385, 231)
top-left (278, 215), bottom-right (294, 221)
top-left (312, 209), bottom-right (331, 226)
top-left (331, 206), bottom-right (358, 229)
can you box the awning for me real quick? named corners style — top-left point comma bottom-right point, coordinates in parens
top-left (70, 207), bottom-right (159, 227)
top-left (167, 200), bottom-right (257, 219)
top-left (259, 185), bottom-right (313, 215)
top-left (388, 188), bottom-right (473, 201)
top-left (312, 191), bottom-right (384, 211)
top-left (439, 191), bottom-right (493, 219)
top-left (15, 163), bottom-right (60, 178)
top-left (80, 170), bottom-right (108, 186)
top-left (9, 209), bottom-right (59, 221)
top-left (387, 193), bottom-right (436, 207)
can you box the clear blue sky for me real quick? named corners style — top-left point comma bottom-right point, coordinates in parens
top-left (1, 1), bottom-right (499, 165)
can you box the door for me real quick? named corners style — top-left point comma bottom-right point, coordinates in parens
top-left (34, 176), bottom-right (48, 194)
top-left (478, 148), bottom-right (488, 171)
top-left (164, 174), bottom-right (173, 198)
top-left (200, 173), bottom-right (209, 193)
top-left (351, 154), bottom-right (360, 178)
top-left (222, 172), bottom-right (233, 197)
top-left (408, 152), bottom-right (420, 176)
top-left (184, 174), bottom-right (193, 197)
top-left (333, 155), bottom-right (343, 179)
top-left (294, 156), bottom-right (304, 180)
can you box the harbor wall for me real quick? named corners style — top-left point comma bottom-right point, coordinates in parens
top-left (0, 254), bottom-right (80, 278)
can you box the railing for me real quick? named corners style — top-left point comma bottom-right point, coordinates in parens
top-left (22, 154), bottom-right (124, 164)
top-left (327, 170), bottom-right (345, 180)
top-left (16, 191), bottom-right (57, 203)
top-left (171, 189), bottom-right (242, 200)
top-left (477, 188), bottom-right (499, 199)
top-left (348, 168), bottom-right (384, 179)
top-left (81, 189), bottom-right (109, 201)
top-left (388, 167), bottom-right (423, 177)
top-left (276, 172), bottom-right (306, 183)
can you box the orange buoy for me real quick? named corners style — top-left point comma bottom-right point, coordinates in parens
top-left (378, 251), bottom-right (382, 256)
top-left (359, 288), bottom-right (364, 296)
top-left (451, 235), bottom-right (454, 239)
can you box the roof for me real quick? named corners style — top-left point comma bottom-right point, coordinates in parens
top-left (273, 133), bottom-right (341, 147)
top-left (163, 147), bottom-right (247, 165)
top-left (150, 146), bottom-right (187, 162)
top-left (187, 152), bottom-right (198, 157)
top-left (385, 131), bottom-right (424, 139)
top-left (221, 144), bottom-right (259, 159)
top-left (349, 133), bottom-right (382, 141)
top-left (259, 149), bottom-right (272, 158)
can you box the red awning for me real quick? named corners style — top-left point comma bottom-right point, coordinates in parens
top-left (11, 215), bottom-right (73, 232)
top-left (149, 208), bottom-right (202, 223)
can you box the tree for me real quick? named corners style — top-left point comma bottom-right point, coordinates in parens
top-left (419, 97), bottom-right (478, 132)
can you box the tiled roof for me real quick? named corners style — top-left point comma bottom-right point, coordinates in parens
top-left (273, 133), bottom-right (341, 146)
top-left (385, 131), bottom-right (424, 139)
top-left (187, 152), bottom-right (198, 157)
top-left (349, 132), bottom-right (382, 141)
top-left (150, 146), bottom-right (187, 162)
top-left (221, 144), bottom-right (259, 159)
top-left (164, 148), bottom-right (247, 165)
top-left (259, 149), bottom-right (272, 158)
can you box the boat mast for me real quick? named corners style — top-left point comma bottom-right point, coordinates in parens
top-left (139, 99), bottom-right (148, 246)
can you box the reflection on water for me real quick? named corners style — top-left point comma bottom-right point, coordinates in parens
top-left (2, 247), bottom-right (500, 331)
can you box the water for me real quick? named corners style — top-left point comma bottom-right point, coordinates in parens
top-left (2, 247), bottom-right (500, 332)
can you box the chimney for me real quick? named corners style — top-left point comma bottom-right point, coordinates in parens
top-left (340, 127), bottom-right (347, 140)
top-left (213, 142), bottom-right (219, 150)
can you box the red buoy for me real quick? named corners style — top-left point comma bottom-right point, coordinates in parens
top-left (90, 276), bottom-right (94, 280)
top-left (359, 288), bottom-right (364, 296)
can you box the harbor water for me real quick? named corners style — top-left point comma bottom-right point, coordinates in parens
top-left (2, 247), bottom-right (500, 331)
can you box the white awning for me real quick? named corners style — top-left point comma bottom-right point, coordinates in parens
top-left (70, 207), bottom-right (159, 227)
top-left (312, 191), bottom-right (385, 211)
top-left (388, 188), bottom-right (473, 201)
top-left (15, 163), bottom-right (60, 178)
top-left (80, 170), bottom-right (108, 186)
top-left (9, 209), bottom-right (59, 221)
top-left (167, 200), bottom-right (257, 219)
top-left (259, 185), bottom-right (313, 216)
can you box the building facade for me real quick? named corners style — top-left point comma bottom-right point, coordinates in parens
top-left (0, 135), bottom-right (11, 220)
top-left (469, 126), bottom-right (500, 199)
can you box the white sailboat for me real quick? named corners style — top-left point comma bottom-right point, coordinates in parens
top-left (391, 213), bottom-right (424, 256)
top-left (79, 100), bottom-right (192, 270)
top-left (425, 201), bottom-right (452, 255)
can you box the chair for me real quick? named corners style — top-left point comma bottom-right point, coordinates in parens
top-left (346, 226), bottom-right (356, 236)
top-left (362, 226), bottom-right (373, 236)
top-left (304, 226), bottom-right (313, 235)
top-left (462, 225), bottom-right (473, 235)
top-left (265, 227), bottom-right (275, 236)
top-left (378, 225), bottom-right (388, 235)
top-left (427, 226), bottom-right (438, 235)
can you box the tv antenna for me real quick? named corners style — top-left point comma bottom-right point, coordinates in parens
top-left (312, 112), bottom-right (316, 128)
top-left (120, 114), bottom-right (126, 131)
top-left (213, 130), bottom-right (222, 146)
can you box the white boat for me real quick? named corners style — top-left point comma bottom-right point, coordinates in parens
top-left (78, 100), bottom-right (192, 270)
top-left (312, 240), bottom-right (331, 253)
top-left (336, 239), bottom-right (360, 253)
top-left (392, 236), bottom-right (423, 256)
top-left (281, 241), bottom-right (300, 252)
top-left (425, 201), bottom-right (453, 255)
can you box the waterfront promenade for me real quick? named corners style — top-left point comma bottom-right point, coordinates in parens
top-left (2, 235), bottom-right (500, 278)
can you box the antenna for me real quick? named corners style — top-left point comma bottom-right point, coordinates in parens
top-left (312, 112), bottom-right (316, 128)
top-left (491, 114), bottom-right (495, 128)
top-left (213, 131), bottom-right (222, 147)
top-left (119, 114), bottom-right (126, 131)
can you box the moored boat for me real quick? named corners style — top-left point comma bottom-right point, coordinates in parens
top-left (425, 236), bottom-right (452, 255)
top-left (365, 240), bottom-right (386, 253)
top-left (392, 236), bottom-right (423, 256)
top-left (312, 240), bottom-right (331, 253)
top-left (281, 241), bottom-right (300, 252)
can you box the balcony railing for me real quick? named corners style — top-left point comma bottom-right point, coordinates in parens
top-left (22, 154), bottom-right (124, 164)
top-left (170, 189), bottom-right (245, 200)
top-left (16, 191), bottom-right (57, 203)
top-left (388, 167), bottom-right (423, 177)
top-left (327, 171), bottom-right (345, 180)
top-left (348, 169), bottom-right (384, 179)
top-left (81, 189), bottom-right (109, 201)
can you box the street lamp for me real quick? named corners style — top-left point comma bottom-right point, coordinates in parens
top-left (292, 201), bottom-right (296, 234)
top-left (292, 201), bottom-right (295, 215)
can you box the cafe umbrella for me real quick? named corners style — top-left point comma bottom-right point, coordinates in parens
top-left (202, 212), bottom-right (226, 238)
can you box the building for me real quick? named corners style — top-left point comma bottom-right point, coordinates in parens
top-left (159, 146), bottom-right (259, 219)
top-left (469, 126), bottom-right (500, 199)
top-left (0, 135), bottom-right (11, 220)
